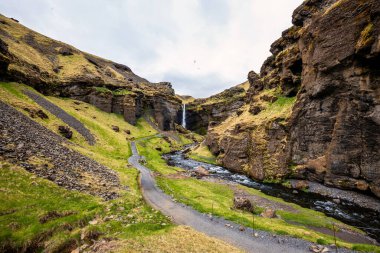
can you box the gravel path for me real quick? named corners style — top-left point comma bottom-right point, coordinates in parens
top-left (24, 90), bottom-right (96, 145)
top-left (0, 101), bottom-right (119, 200)
top-left (128, 141), bottom-right (357, 253)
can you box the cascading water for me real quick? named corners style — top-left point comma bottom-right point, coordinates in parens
top-left (182, 104), bottom-right (186, 129)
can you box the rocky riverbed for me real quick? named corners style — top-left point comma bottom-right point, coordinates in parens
top-left (164, 147), bottom-right (380, 243)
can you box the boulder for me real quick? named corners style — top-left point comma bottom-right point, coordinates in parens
top-left (233, 196), bottom-right (253, 212)
top-left (111, 125), bottom-right (120, 132)
top-left (291, 180), bottom-right (309, 190)
top-left (194, 166), bottom-right (209, 178)
top-left (260, 208), bottom-right (277, 218)
top-left (58, 126), bottom-right (73, 139)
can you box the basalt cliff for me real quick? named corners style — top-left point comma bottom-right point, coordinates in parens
top-left (187, 0), bottom-right (380, 198)
top-left (0, 14), bottom-right (181, 130)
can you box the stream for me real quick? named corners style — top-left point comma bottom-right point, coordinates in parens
top-left (163, 147), bottom-right (380, 243)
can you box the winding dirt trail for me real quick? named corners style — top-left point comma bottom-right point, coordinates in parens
top-left (128, 141), bottom-right (333, 253)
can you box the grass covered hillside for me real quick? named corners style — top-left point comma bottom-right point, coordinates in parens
top-left (0, 82), bottom-right (241, 252)
top-left (0, 14), bottom-right (146, 88)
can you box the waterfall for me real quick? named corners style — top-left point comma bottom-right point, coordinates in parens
top-left (182, 104), bottom-right (186, 129)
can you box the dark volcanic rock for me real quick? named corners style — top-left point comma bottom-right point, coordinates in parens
top-left (233, 196), bottom-right (253, 212)
top-left (111, 125), bottom-right (120, 132)
top-left (58, 125), bottom-right (73, 139)
top-left (201, 0), bottom-right (380, 199)
top-left (0, 101), bottom-right (120, 200)
top-left (186, 84), bottom-right (247, 134)
top-left (287, 0), bottom-right (380, 197)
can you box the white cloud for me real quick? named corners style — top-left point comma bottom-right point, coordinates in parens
top-left (0, 0), bottom-right (303, 97)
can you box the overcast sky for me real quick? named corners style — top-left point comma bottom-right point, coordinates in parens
top-left (0, 0), bottom-right (302, 98)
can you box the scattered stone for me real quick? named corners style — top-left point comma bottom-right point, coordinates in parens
top-left (292, 180), bottom-right (309, 190)
top-left (89, 219), bottom-right (98, 225)
top-left (73, 101), bottom-right (81, 105)
top-left (124, 129), bottom-right (131, 135)
top-left (58, 125), bottom-right (73, 139)
top-left (155, 147), bottom-right (162, 151)
top-left (23, 107), bottom-right (49, 119)
top-left (292, 190), bottom-right (298, 194)
top-left (233, 196), bottom-right (253, 212)
top-left (81, 228), bottom-right (102, 241)
top-left (249, 105), bottom-right (263, 115)
top-left (261, 95), bottom-right (278, 103)
top-left (260, 208), bottom-right (277, 218)
top-left (332, 198), bottom-right (341, 204)
top-left (36, 109), bottom-right (49, 119)
top-left (111, 125), bottom-right (120, 132)
top-left (309, 245), bottom-right (330, 253)
top-left (239, 225), bottom-right (245, 231)
top-left (194, 166), bottom-right (209, 178)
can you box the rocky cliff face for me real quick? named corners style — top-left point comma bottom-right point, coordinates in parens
top-left (0, 14), bottom-right (181, 130)
top-left (201, 0), bottom-right (380, 198)
top-left (186, 82), bottom-right (248, 134)
top-left (288, 0), bottom-right (380, 197)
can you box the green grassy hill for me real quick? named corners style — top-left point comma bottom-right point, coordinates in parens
top-left (0, 82), bottom-right (241, 252)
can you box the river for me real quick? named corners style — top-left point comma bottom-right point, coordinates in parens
top-left (163, 147), bottom-right (380, 243)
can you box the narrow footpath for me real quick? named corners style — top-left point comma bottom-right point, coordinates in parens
top-left (128, 141), bottom-right (354, 253)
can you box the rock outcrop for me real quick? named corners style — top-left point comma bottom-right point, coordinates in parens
top-left (186, 82), bottom-right (248, 134)
top-left (199, 0), bottom-right (380, 198)
top-left (287, 0), bottom-right (380, 196)
top-left (0, 14), bottom-right (181, 130)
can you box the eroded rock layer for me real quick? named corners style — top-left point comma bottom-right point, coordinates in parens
top-left (199, 0), bottom-right (380, 198)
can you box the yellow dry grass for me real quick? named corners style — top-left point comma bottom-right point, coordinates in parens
top-left (57, 54), bottom-right (100, 80)
top-left (116, 226), bottom-right (243, 253)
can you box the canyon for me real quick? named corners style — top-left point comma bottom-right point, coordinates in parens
top-left (0, 0), bottom-right (380, 251)
top-left (0, 0), bottom-right (378, 199)
top-left (187, 0), bottom-right (380, 199)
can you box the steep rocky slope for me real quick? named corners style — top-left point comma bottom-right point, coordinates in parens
top-left (0, 14), bottom-right (181, 130)
top-left (198, 0), bottom-right (380, 198)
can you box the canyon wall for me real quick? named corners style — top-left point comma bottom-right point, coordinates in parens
top-left (199, 0), bottom-right (380, 198)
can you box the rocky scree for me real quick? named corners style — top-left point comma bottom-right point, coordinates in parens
top-left (0, 101), bottom-right (120, 200)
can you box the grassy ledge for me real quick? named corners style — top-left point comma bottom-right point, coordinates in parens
top-left (188, 142), bottom-right (218, 165)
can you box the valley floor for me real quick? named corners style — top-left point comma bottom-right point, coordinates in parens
top-left (0, 82), bottom-right (379, 253)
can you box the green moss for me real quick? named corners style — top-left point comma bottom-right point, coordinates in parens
top-left (113, 89), bottom-right (134, 96)
top-left (94, 86), bottom-right (112, 94)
